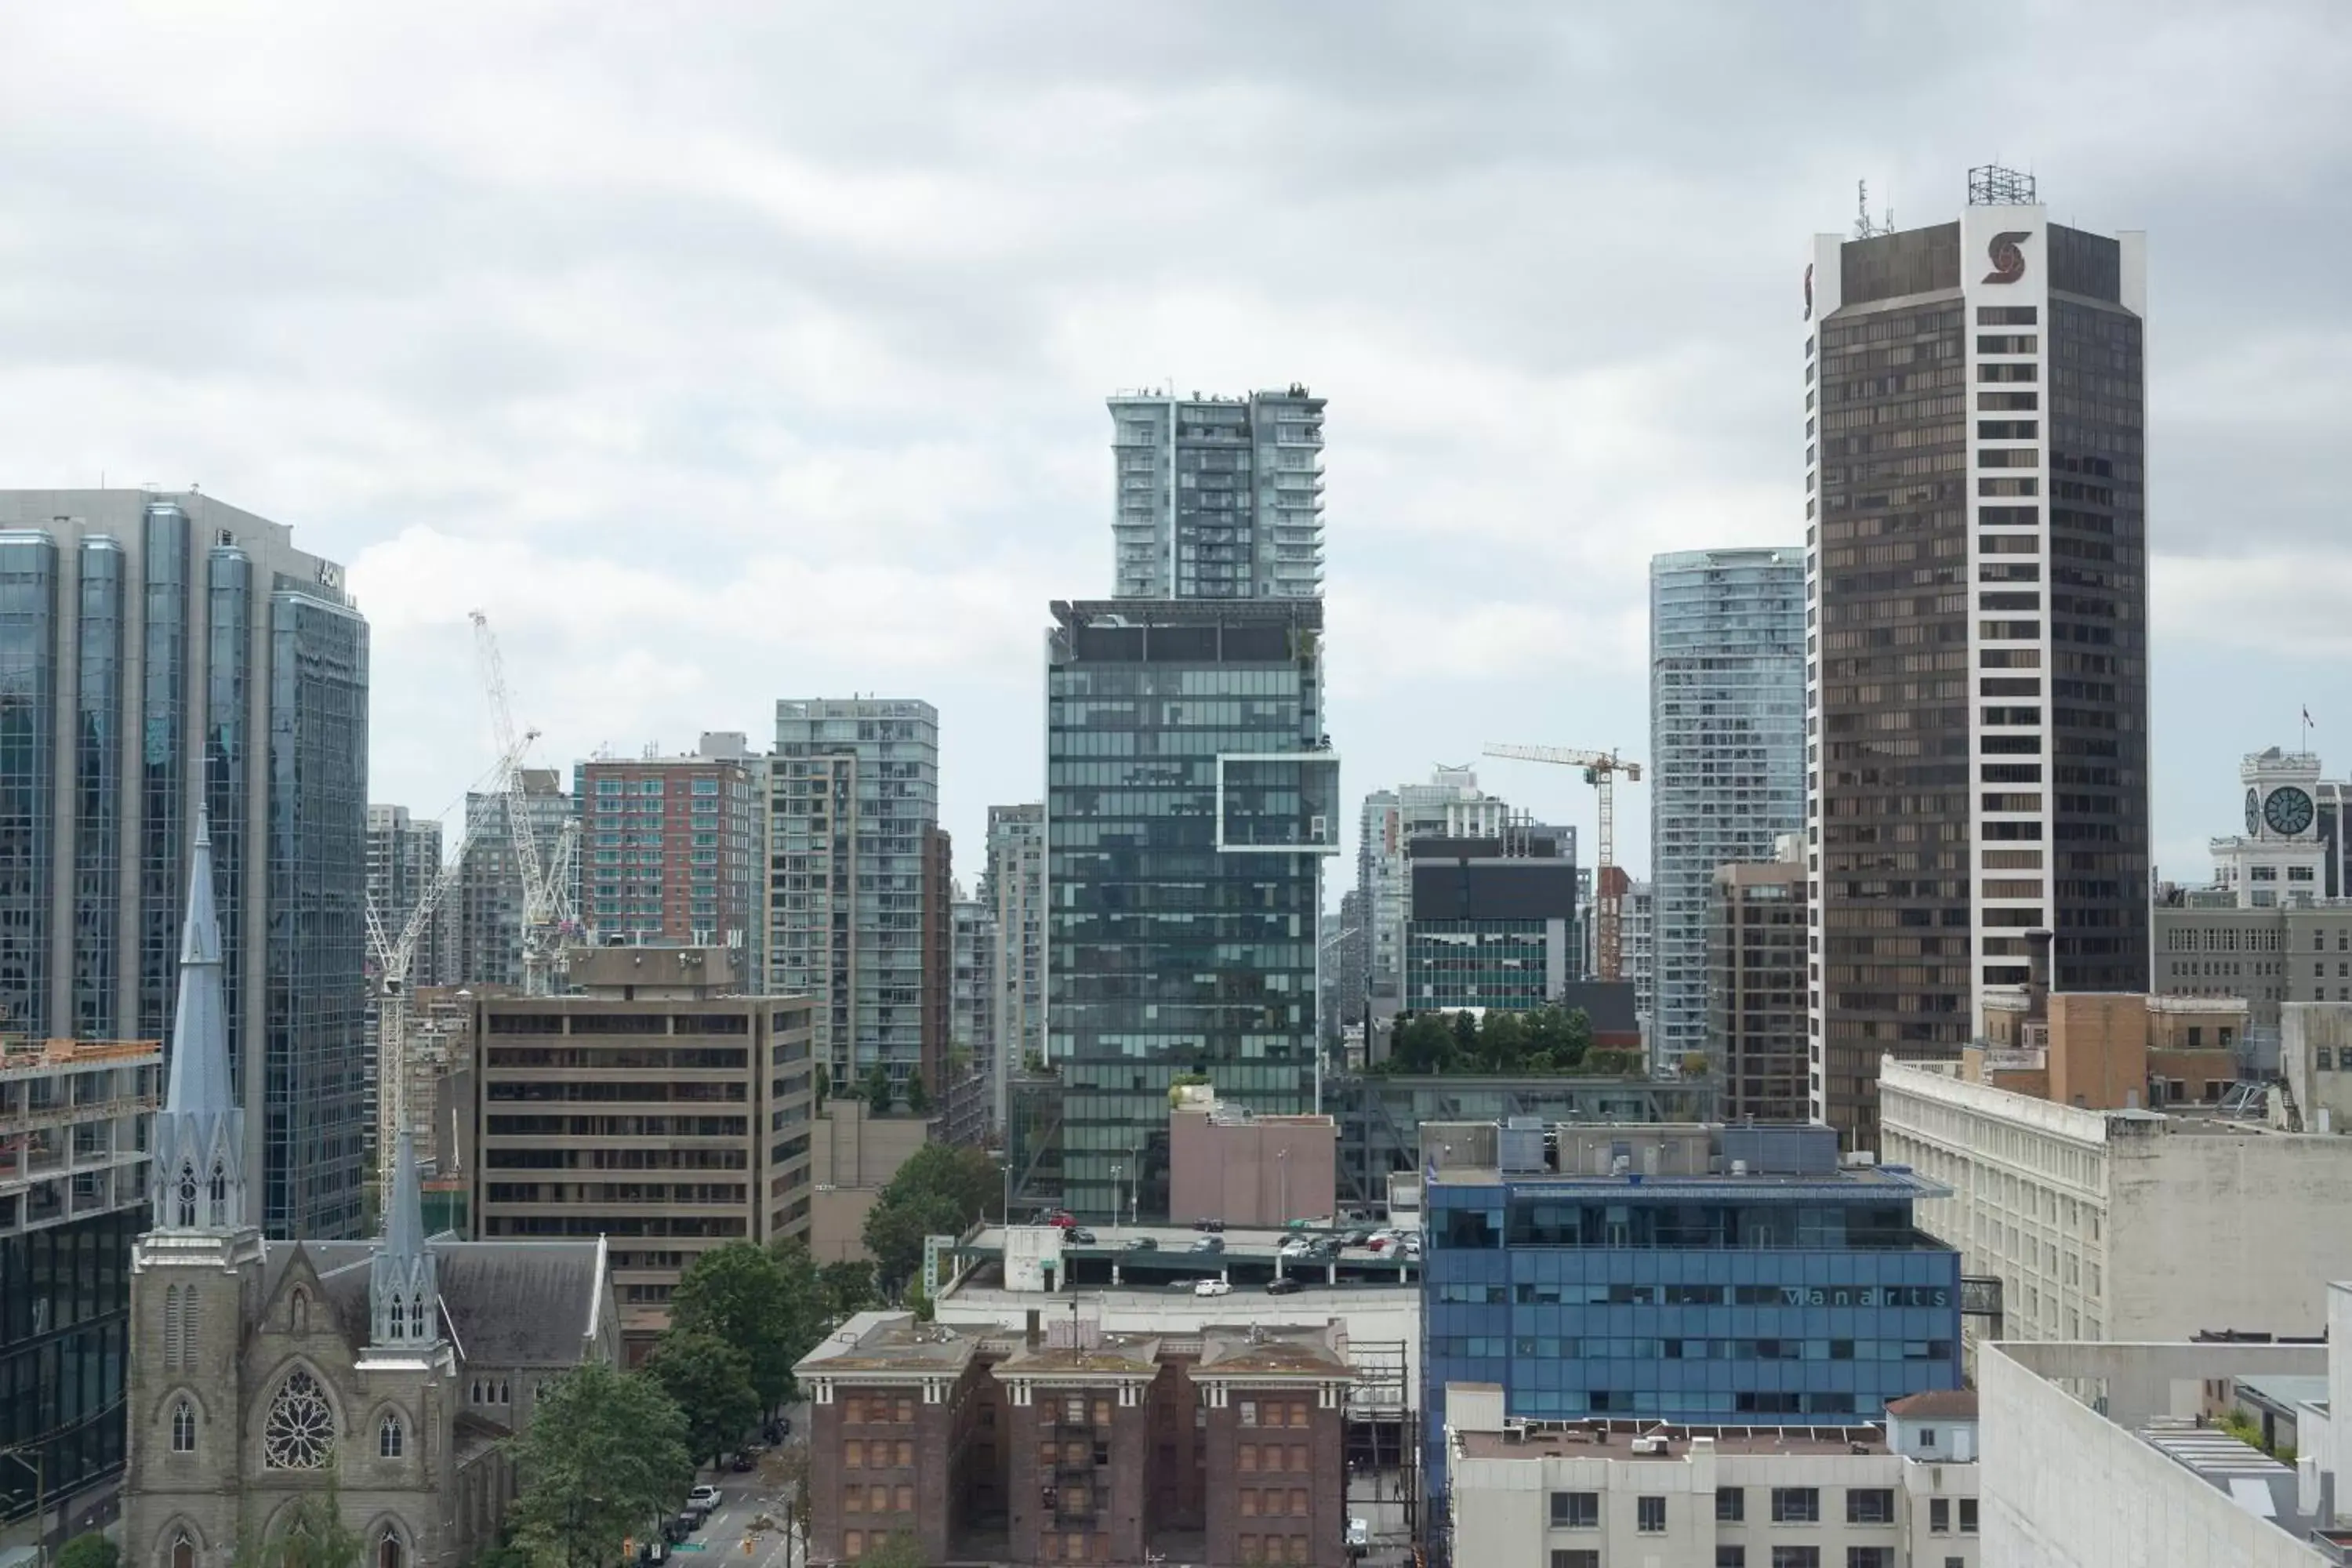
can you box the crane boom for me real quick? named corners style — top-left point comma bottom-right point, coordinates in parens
top-left (470, 609), bottom-right (571, 996)
top-left (1482, 742), bottom-right (1645, 986)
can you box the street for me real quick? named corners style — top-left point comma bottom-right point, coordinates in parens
top-left (670, 1404), bottom-right (809, 1568)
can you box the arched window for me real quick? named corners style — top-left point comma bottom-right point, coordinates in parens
top-left (379, 1414), bottom-right (404, 1459)
top-left (172, 1399), bottom-right (198, 1454)
top-left (498, 1379), bottom-right (510, 1406)
top-left (164, 1287), bottom-right (183, 1371)
top-left (207, 1160), bottom-right (227, 1226)
top-left (469, 1379), bottom-right (481, 1404)
top-left (376, 1530), bottom-right (403, 1568)
top-left (261, 1369), bottom-right (334, 1469)
top-left (290, 1288), bottom-right (310, 1335)
top-left (171, 1533), bottom-right (196, 1568)
top-left (408, 1293), bottom-right (425, 1340)
top-left (175, 1162), bottom-right (199, 1228)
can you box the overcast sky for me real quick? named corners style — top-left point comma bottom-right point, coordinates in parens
top-left (5, 2), bottom-right (2348, 892)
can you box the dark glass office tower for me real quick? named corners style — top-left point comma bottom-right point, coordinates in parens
top-left (1044, 598), bottom-right (1338, 1221)
top-left (1804, 170), bottom-right (2149, 1147)
top-left (0, 490), bottom-right (368, 1237)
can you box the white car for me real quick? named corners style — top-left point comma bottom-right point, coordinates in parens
top-left (1194, 1277), bottom-right (1232, 1297)
top-left (687, 1486), bottom-right (722, 1510)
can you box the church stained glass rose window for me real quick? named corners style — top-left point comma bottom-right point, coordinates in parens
top-left (263, 1369), bottom-right (334, 1468)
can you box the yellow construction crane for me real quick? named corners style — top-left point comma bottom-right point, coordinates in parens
top-left (1482, 743), bottom-right (1645, 984)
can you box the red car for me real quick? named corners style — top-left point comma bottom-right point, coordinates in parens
top-left (1044, 1210), bottom-right (1078, 1229)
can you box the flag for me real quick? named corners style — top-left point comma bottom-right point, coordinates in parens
top-left (2307, 706), bottom-right (2318, 728)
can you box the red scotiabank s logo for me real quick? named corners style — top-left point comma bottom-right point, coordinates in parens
top-left (1984, 230), bottom-right (2030, 285)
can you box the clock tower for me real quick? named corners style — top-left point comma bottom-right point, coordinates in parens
top-left (2211, 746), bottom-right (2326, 906)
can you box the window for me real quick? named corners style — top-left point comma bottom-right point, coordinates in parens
top-left (1639, 1496), bottom-right (1667, 1533)
top-left (1550, 1491), bottom-right (1599, 1528)
top-left (845, 1440), bottom-right (863, 1468)
top-left (1930, 1496), bottom-right (1950, 1534)
top-left (1918, 1428), bottom-right (1936, 1448)
top-left (1772, 1551), bottom-right (1820, 1568)
top-left (1771, 1487), bottom-right (1820, 1524)
top-left (895, 1486), bottom-right (913, 1513)
top-left (379, 1414), bottom-right (405, 1458)
top-left (1717, 1486), bottom-right (1744, 1522)
top-left (263, 1369), bottom-right (335, 1469)
top-left (1716, 1552), bottom-right (1746, 1568)
top-left (896, 1440), bottom-right (913, 1467)
top-left (1551, 1554), bottom-right (1599, 1568)
top-left (1959, 1500), bottom-right (1978, 1534)
top-left (1846, 1488), bottom-right (1895, 1524)
top-left (378, 1533), bottom-right (403, 1568)
top-left (172, 1537), bottom-right (196, 1568)
top-left (172, 1399), bottom-right (197, 1453)
top-left (842, 1533), bottom-right (863, 1559)
top-left (1846, 1551), bottom-right (1894, 1568)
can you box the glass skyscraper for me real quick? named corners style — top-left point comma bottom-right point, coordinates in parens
top-left (1806, 172), bottom-right (2150, 1146)
top-left (0, 489), bottom-right (368, 1240)
top-left (1044, 598), bottom-right (1337, 1221)
top-left (1106, 387), bottom-right (1326, 601)
top-left (1420, 1123), bottom-right (1962, 1506)
top-left (1647, 549), bottom-right (1806, 1065)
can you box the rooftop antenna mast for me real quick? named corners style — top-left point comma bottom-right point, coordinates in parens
top-left (1853, 180), bottom-right (1894, 239)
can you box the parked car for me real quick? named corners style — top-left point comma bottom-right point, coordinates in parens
top-left (1278, 1237), bottom-right (1314, 1258)
top-left (664, 1517), bottom-right (694, 1544)
top-left (1265, 1276), bottom-right (1305, 1296)
top-left (1044, 1210), bottom-right (1077, 1229)
top-left (1194, 1278), bottom-right (1232, 1297)
top-left (1192, 1218), bottom-right (1225, 1232)
top-left (687, 1486), bottom-right (722, 1511)
top-left (1123, 1236), bottom-right (1158, 1252)
top-left (1068, 1227), bottom-right (1097, 1245)
top-left (1341, 1229), bottom-right (1374, 1247)
top-left (1365, 1235), bottom-right (1392, 1253)
top-left (1189, 1236), bottom-right (1225, 1254)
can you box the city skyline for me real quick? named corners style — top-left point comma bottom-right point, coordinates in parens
top-left (0, 9), bottom-right (2338, 895)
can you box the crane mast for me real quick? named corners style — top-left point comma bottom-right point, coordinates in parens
top-left (470, 609), bottom-right (575, 998)
top-left (1481, 742), bottom-right (1646, 985)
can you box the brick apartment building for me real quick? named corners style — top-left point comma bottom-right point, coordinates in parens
top-left (797, 1312), bottom-right (1353, 1566)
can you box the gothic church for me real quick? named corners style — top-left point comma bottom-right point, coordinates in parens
top-left (123, 815), bottom-right (619, 1568)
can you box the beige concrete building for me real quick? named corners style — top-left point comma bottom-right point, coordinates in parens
top-left (1168, 1091), bottom-right (1336, 1229)
top-left (809, 1098), bottom-right (938, 1263)
top-left (1445, 1383), bottom-right (1980, 1568)
top-left (1882, 1059), bottom-right (2352, 1352)
top-left (472, 946), bottom-right (813, 1358)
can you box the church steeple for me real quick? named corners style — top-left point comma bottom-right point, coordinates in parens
top-left (152, 810), bottom-right (245, 1233)
top-left (368, 1127), bottom-right (440, 1350)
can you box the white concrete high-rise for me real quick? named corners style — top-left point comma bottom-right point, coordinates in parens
top-left (1106, 386), bottom-right (1326, 601)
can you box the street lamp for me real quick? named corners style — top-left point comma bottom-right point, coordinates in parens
top-left (2, 1445), bottom-right (46, 1568)
top-left (1110, 1164), bottom-right (1122, 1232)
top-left (1277, 1147), bottom-right (1290, 1228)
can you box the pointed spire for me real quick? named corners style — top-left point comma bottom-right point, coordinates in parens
top-left (369, 1127), bottom-right (439, 1351)
top-left (153, 808), bottom-right (245, 1234)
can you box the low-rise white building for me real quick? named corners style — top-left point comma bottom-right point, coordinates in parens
top-left (1979, 1299), bottom-right (2352, 1565)
top-left (1444, 1383), bottom-right (1980, 1568)
top-left (1879, 1059), bottom-right (2352, 1351)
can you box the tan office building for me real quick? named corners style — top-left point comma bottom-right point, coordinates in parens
top-left (472, 946), bottom-right (814, 1359)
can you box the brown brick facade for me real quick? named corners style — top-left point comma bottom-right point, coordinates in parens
top-left (1203, 1388), bottom-right (1346, 1568)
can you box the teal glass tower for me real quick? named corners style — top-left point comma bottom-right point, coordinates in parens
top-left (1044, 598), bottom-right (1338, 1221)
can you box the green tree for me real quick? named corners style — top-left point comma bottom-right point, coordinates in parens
top-left (506, 1361), bottom-right (691, 1568)
top-left (233, 1459), bottom-right (365, 1568)
top-left (671, 1242), bottom-right (798, 1412)
top-left (764, 1235), bottom-right (832, 1385)
top-left (904, 1072), bottom-right (931, 1115)
top-left (471, 1548), bottom-right (532, 1568)
top-left (813, 1062), bottom-right (831, 1114)
top-left (644, 1329), bottom-right (761, 1468)
top-left (818, 1258), bottom-right (878, 1321)
top-left (863, 1142), bottom-right (1000, 1289)
top-left (863, 1062), bottom-right (896, 1112)
top-left (59, 1535), bottom-right (121, 1568)
top-left (1388, 1014), bottom-right (1456, 1074)
top-left (858, 1532), bottom-right (927, 1568)
top-left (1477, 1012), bottom-right (1529, 1073)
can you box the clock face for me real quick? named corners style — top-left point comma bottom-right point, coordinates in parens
top-left (2265, 786), bottom-right (2316, 837)
top-left (2247, 788), bottom-right (2261, 835)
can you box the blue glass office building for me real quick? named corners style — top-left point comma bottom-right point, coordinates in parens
top-left (1420, 1123), bottom-right (1961, 1503)
top-left (1042, 598), bottom-right (1338, 1222)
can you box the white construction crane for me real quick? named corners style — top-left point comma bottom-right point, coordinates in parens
top-left (470, 609), bottom-right (579, 997)
top-left (1482, 743), bottom-right (1645, 985)
top-left (365, 769), bottom-right (506, 1210)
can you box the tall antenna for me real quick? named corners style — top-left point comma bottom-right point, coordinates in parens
top-left (1853, 180), bottom-right (1894, 239)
